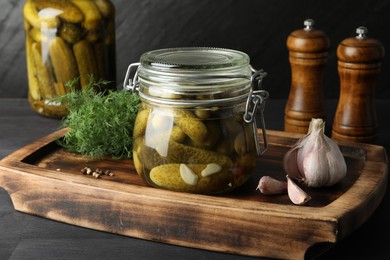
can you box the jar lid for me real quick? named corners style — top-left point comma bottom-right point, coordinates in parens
top-left (134, 47), bottom-right (254, 106)
top-left (139, 47), bottom-right (250, 71)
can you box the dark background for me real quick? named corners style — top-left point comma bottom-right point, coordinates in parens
top-left (1, 0), bottom-right (389, 100)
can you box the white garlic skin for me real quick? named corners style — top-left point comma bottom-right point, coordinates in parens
top-left (283, 118), bottom-right (347, 188)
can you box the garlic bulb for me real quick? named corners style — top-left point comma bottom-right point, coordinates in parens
top-left (283, 118), bottom-right (347, 188)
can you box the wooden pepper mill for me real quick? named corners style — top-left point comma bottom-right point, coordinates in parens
top-left (332, 26), bottom-right (385, 144)
top-left (285, 19), bottom-right (330, 134)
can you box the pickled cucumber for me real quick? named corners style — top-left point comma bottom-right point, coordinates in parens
top-left (23, 0), bottom-right (60, 29)
top-left (94, 41), bottom-right (107, 79)
top-left (53, 82), bottom-right (67, 96)
top-left (71, 0), bottom-right (102, 30)
top-left (133, 151), bottom-right (142, 175)
top-left (174, 110), bottom-right (208, 143)
top-left (73, 40), bottom-right (99, 88)
top-left (31, 42), bottom-right (56, 99)
top-left (168, 141), bottom-right (233, 168)
top-left (94, 0), bottom-right (116, 45)
top-left (104, 18), bottom-right (115, 45)
top-left (60, 23), bottom-right (83, 44)
top-left (189, 121), bottom-right (221, 149)
top-left (94, 0), bottom-right (115, 18)
top-left (49, 37), bottom-right (79, 88)
top-left (25, 37), bottom-right (41, 101)
top-left (28, 27), bottom-right (47, 43)
top-left (234, 124), bottom-right (256, 155)
top-left (133, 109), bottom-right (150, 138)
top-left (170, 126), bottom-right (186, 143)
top-left (138, 140), bottom-right (233, 171)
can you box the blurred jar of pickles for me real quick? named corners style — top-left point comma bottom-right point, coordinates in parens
top-left (124, 47), bottom-right (269, 194)
top-left (23, 0), bottom-right (116, 117)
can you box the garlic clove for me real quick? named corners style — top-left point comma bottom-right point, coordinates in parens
top-left (283, 147), bottom-right (303, 181)
top-left (286, 175), bottom-right (311, 205)
top-left (201, 163), bottom-right (222, 177)
top-left (257, 176), bottom-right (287, 195)
top-left (296, 129), bottom-right (319, 177)
top-left (324, 136), bottom-right (347, 186)
top-left (180, 164), bottom-right (199, 186)
top-left (298, 134), bottom-right (330, 188)
top-left (283, 131), bottom-right (310, 181)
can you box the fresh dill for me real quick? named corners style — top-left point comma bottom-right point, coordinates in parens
top-left (57, 76), bottom-right (140, 159)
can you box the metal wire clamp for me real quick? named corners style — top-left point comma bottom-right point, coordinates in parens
top-left (244, 69), bottom-right (269, 156)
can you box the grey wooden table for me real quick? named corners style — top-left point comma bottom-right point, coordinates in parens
top-left (1, 98), bottom-right (389, 260)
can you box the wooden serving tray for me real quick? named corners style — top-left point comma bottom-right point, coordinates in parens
top-left (0, 128), bottom-right (388, 259)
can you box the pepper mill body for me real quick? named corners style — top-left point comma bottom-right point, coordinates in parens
top-left (332, 27), bottom-right (385, 143)
top-left (285, 19), bottom-right (330, 134)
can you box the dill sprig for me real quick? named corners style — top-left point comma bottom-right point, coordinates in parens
top-left (57, 77), bottom-right (140, 159)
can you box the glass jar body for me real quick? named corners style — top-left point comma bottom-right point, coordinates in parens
top-left (133, 101), bottom-right (258, 194)
top-left (23, 0), bottom-right (116, 117)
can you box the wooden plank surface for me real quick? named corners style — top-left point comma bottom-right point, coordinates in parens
top-left (0, 128), bottom-right (387, 259)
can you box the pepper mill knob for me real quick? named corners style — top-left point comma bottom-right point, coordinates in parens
top-left (332, 26), bottom-right (385, 143)
top-left (284, 19), bottom-right (330, 134)
top-left (304, 19), bottom-right (314, 31)
top-left (356, 26), bottom-right (368, 39)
